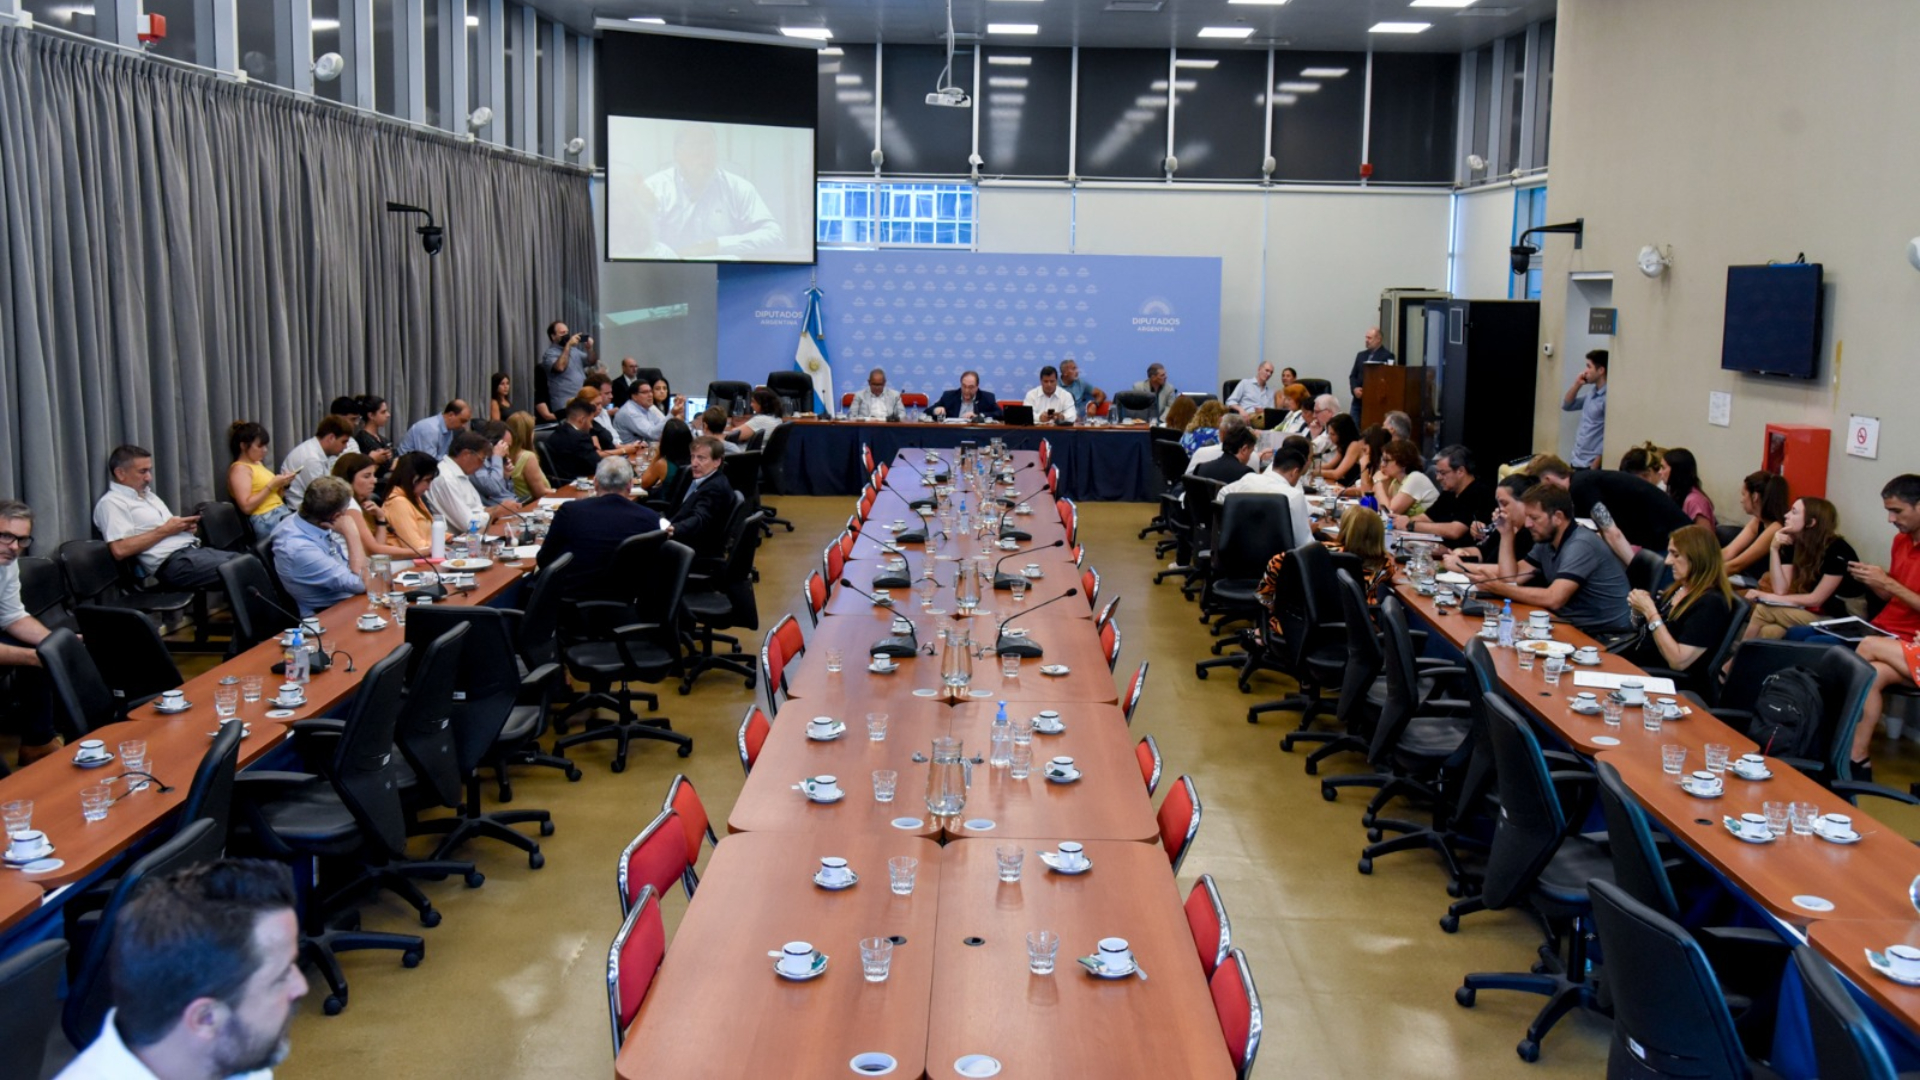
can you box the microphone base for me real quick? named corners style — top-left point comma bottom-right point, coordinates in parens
top-left (908, 497), bottom-right (937, 511)
top-left (992, 574), bottom-right (1029, 591)
top-left (895, 532), bottom-right (928, 545)
top-left (270, 652), bottom-right (332, 676)
top-left (998, 527), bottom-right (1032, 542)
top-left (405, 584), bottom-right (449, 603)
top-left (1458, 599), bottom-right (1493, 618)
top-left (871, 636), bottom-right (919, 659)
top-left (871, 573), bottom-right (910, 590)
top-left (994, 637), bottom-right (1044, 659)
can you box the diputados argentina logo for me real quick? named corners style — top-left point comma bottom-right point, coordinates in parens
top-left (756, 292), bottom-right (805, 326)
top-left (1133, 297), bottom-right (1180, 333)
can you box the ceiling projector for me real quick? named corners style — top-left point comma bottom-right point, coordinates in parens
top-left (926, 86), bottom-right (971, 108)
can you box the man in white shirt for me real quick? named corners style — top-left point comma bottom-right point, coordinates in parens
top-left (428, 431), bottom-right (518, 529)
top-left (94, 445), bottom-right (240, 589)
top-left (56, 859), bottom-right (305, 1080)
top-left (1024, 365), bottom-right (1077, 423)
top-left (645, 123), bottom-right (783, 258)
top-left (1307, 394), bottom-right (1342, 466)
top-left (613, 380), bottom-right (668, 444)
top-left (1219, 445), bottom-right (1316, 549)
top-left (849, 368), bottom-right (904, 421)
top-left (1184, 414), bottom-right (1248, 477)
top-left (0, 499), bottom-right (60, 764)
top-left (1225, 362), bottom-right (1275, 416)
top-left (278, 415), bottom-right (355, 513)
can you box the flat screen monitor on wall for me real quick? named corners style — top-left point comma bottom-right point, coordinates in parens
top-left (598, 30), bottom-right (818, 265)
top-left (1720, 262), bottom-right (1823, 379)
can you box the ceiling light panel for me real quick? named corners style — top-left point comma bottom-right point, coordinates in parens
top-left (987, 55), bottom-right (1032, 65)
top-left (1369, 21), bottom-right (1431, 32)
top-left (1409, 0), bottom-right (1479, 6)
top-left (1174, 58), bottom-right (1219, 69)
top-left (1197, 26), bottom-right (1255, 38)
top-left (780, 26), bottom-right (834, 38)
top-left (1299, 67), bottom-right (1347, 77)
top-left (987, 23), bottom-right (1040, 34)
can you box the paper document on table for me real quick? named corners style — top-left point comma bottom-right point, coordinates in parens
top-left (1572, 671), bottom-right (1676, 695)
top-left (537, 498), bottom-right (568, 510)
top-left (513, 545), bottom-right (541, 561)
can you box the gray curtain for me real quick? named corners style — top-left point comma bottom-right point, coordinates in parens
top-left (0, 26), bottom-right (596, 545)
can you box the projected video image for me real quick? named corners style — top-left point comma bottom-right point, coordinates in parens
top-left (606, 117), bottom-right (815, 264)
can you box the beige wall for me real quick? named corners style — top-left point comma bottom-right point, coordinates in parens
top-left (1538, 0), bottom-right (1920, 550)
top-left (1453, 183), bottom-right (1532, 301)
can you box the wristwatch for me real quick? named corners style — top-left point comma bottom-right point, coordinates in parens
top-left (1648, 618), bottom-right (1665, 633)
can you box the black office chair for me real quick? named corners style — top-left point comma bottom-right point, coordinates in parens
top-left (235, 645), bottom-right (428, 1015)
top-left (1144, 439), bottom-right (1190, 545)
top-left (720, 450), bottom-right (765, 542)
top-left (17, 555), bottom-right (77, 634)
top-left (1589, 879), bottom-right (1784, 1079)
top-left (1221, 378), bottom-right (1241, 402)
top-left (681, 501), bottom-right (765, 693)
top-left (766, 370), bottom-right (814, 416)
top-left (36, 628), bottom-right (115, 740)
top-left (757, 421), bottom-right (797, 532)
top-left (1627, 547), bottom-right (1667, 592)
top-left (635, 366), bottom-right (665, 387)
top-left (1450, 696), bottom-right (1612, 1064)
top-left (74, 603), bottom-right (184, 719)
top-left (1643, 597), bottom-right (1752, 704)
top-left (534, 427), bottom-right (561, 484)
top-left (58, 538), bottom-right (198, 640)
top-left (1299, 377), bottom-right (1332, 400)
top-left (216, 553), bottom-right (297, 657)
top-left (1112, 389), bottom-right (1157, 423)
top-left (554, 534), bottom-right (696, 769)
top-left (1289, 569), bottom-right (1384, 774)
top-left (198, 500), bottom-right (250, 551)
top-left (0, 939), bottom-right (67, 1080)
top-left (1794, 945), bottom-right (1904, 1080)
top-left (1159, 475), bottom-right (1222, 590)
top-left (1244, 542), bottom-right (1345, 724)
top-left (1709, 641), bottom-right (1877, 789)
top-left (493, 554), bottom-right (583, 797)
top-left (707, 380), bottom-right (753, 416)
top-left (1197, 493), bottom-right (1292, 637)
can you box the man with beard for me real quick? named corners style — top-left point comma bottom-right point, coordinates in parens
top-left (58, 860), bottom-right (307, 1079)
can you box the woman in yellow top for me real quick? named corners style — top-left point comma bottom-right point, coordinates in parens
top-left (382, 451), bottom-right (440, 553)
top-left (332, 453), bottom-right (417, 559)
top-left (226, 421), bottom-right (296, 538)
top-left (504, 411), bottom-right (553, 503)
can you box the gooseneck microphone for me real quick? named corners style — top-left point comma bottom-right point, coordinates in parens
top-left (992, 586), bottom-right (1079, 659)
top-left (870, 540), bottom-right (913, 589)
top-left (248, 587), bottom-right (342, 673)
top-left (390, 533), bottom-right (451, 601)
top-left (840, 578), bottom-right (919, 658)
top-left (996, 482), bottom-right (1049, 541)
top-left (993, 538), bottom-right (1064, 590)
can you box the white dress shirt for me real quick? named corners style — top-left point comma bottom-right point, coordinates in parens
top-left (1023, 387), bottom-right (1077, 423)
top-left (1218, 470), bottom-right (1316, 550)
top-left (279, 437), bottom-right (338, 512)
top-left (55, 1009), bottom-right (272, 1080)
top-left (427, 456), bottom-right (486, 531)
top-left (94, 482), bottom-right (198, 576)
top-left (613, 401), bottom-right (666, 444)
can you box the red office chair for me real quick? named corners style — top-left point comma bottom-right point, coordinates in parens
top-left (861, 442), bottom-right (874, 471)
top-left (1123, 660), bottom-right (1149, 725)
top-left (759, 614), bottom-right (803, 717)
top-left (1080, 566), bottom-right (1100, 609)
top-left (1039, 438), bottom-right (1052, 470)
top-left (1049, 466), bottom-right (1063, 498)
top-left (1056, 495), bottom-right (1075, 541)
top-left (617, 808), bottom-right (684, 917)
top-left (1186, 874), bottom-right (1232, 979)
top-left (1211, 947), bottom-right (1263, 1080)
top-left (803, 570), bottom-right (829, 626)
top-left (737, 705), bottom-right (771, 776)
top-left (606, 884), bottom-right (665, 1056)
top-left (1087, 401), bottom-right (1110, 418)
top-left (902, 392), bottom-right (928, 409)
top-left (1101, 619), bottom-right (1121, 672)
top-left (823, 541), bottom-right (847, 591)
top-left (998, 399), bottom-right (1023, 409)
top-left (846, 392), bottom-right (859, 411)
top-left (858, 490), bottom-right (876, 521)
top-left (661, 775), bottom-right (718, 897)
top-left (1070, 543), bottom-right (1085, 567)
top-left (1135, 734), bottom-right (1163, 796)
top-left (1157, 775), bottom-right (1202, 874)
top-left (1096, 595), bottom-right (1122, 630)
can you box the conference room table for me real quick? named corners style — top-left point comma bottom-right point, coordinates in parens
top-left (844, 501), bottom-right (1074, 568)
top-left (0, 876), bottom-right (43, 935)
top-left (784, 608), bottom-right (1118, 708)
top-left (780, 418), bottom-right (1158, 502)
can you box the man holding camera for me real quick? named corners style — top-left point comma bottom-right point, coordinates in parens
top-left (540, 321), bottom-right (597, 422)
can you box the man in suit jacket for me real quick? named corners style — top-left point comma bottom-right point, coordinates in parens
top-left (1347, 326), bottom-right (1394, 420)
top-left (667, 435), bottom-right (735, 560)
top-left (1193, 423), bottom-right (1256, 486)
top-left (931, 370), bottom-right (1001, 421)
top-left (537, 456), bottom-right (661, 597)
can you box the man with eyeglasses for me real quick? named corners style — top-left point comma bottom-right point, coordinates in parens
top-left (0, 500), bottom-right (61, 765)
top-left (1388, 444), bottom-right (1495, 548)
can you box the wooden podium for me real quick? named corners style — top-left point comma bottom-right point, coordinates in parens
top-left (1360, 364), bottom-right (1430, 442)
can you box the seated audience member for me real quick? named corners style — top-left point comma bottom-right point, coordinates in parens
top-left (1194, 423), bottom-right (1256, 485)
top-left (1225, 362), bottom-right (1275, 417)
top-left (1317, 413), bottom-right (1363, 487)
top-left (642, 419), bottom-right (695, 497)
top-left (932, 370), bottom-right (1002, 421)
top-left (487, 372), bottom-right (514, 423)
top-left (328, 395), bottom-right (366, 431)
top-left (330, 454), bottom-right (413, 559)
top-left (1618, 442), bottom-right (1665, 486)
top-left (1162, 394), bottom-right (1197, 436)
top-left (1741, 495), bottom-right (1864, 639)
top-left (609, 356), bottom-right (644, 413)
top-left (227, 422), bottom-right (296, 539)
top-left (651, 376), bottom-right (686, 422)
top-left (0, 500), bottom-right (60, 764)
top-left (1620, 524), bottom-right (1737, 692)
top-left (1184, 412), bottom-right (1243, 476)
top-left (849, 368), bottom-right (904, 421)
top-left (1525, 454), bottom-right (1572, 485)
top-left (725, 388), bottom-right (786, 446)
top-left (396, 399), bottom-right (470, 459)
top-left (279, 415), bottom-right (354, 513)
top-left (95, 445), bottom-right (241, 589)
top-left (1476, 482), bottom-right (1633, 634)
top-left (667, 436), bottom-right (735, 560)
top-left (1368, 439), bottom-right (1440, 517)
top-left (465, 420), bottom-right (521, 508)
top-left (1662, 447), bottom-right (1715, 530)
top-left (583, 374), bottom-right (623, 447)
top-left (380, 452), bottom-right (440, 554)
top-left (1219, 445), bottom-right (1314, 549)
top-left (1058, 358), bottom-right (1104, 414)
top-left (1383, 411), bottom-right (1413, 442)
top-left (1279, 366), bottom-right (1299, 387)
top-left (1128, 364), bottom-right (1177, 423)
top-left (1179, 399), bottom-right (1226, 455)
top-left (1845, 474), bottom-right (1920, 766)
top-left (429, 430), bottom-right (520, 529)
top-left (1451, 474), bottom-right (1538, 566)
top-left (1024, 365), bottom-right (1077, 423)
top-left (1346, 425), bottom-right (1394, 496)
top-left (691, 407), bottom-right (736, 456)
top-left (613, 379), bottom-right (668, 445)
top-left (1336, 505), bottom-right (1396, 598)
top-left (54, 859), bottom-right (305, 1080)
top-left (1722, 471), bottom-right (1790, 579)
top-left (1568, 466), bottom-right (1693, 553)
top-left (504, 412), bottom-right (553, 503)
top-left (540, 321), bottom-right (595, 421)
top-left (1274, 384), bottom-right (1313, 436)
top-left (1395, 444), bottom-right (1495, 547)
top-left (270, 476), bottom-right (367, 617)
top-left (1305, 393), bottom-right (1339, 444)
top-left (547, 400), bottom-right (603, 481)
top-left (537, 457), bottom-right (662, 597)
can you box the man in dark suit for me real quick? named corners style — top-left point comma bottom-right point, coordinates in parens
top-left (666, 435), bottom-right (735, 560)
top-left (930, 370), bottom-right (1001, 421)
top-left (547, 399), bottom-right (602, 482)
top-left (1194, 423), bottom-right (1256, 486)
top-left (537, 456), bottom-right (661, 597)
top-left (1346, 326), bottom-right (1394, 420)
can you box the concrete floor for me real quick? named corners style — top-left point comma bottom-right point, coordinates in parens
top-left (253, 495), bottom-right (1920, 1079)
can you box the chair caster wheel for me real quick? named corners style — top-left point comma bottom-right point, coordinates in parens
top-left (540, 820), bottom-right (556, 837)
top-left (565, 767), bottom-right (583, 782)
top-left (1320, 785), bottom-right (1337, 802)
top-left (677, 744), bottom-right (693, 758)
top-left (1531, 961), bottom-right (1548, 975)
top-left (1516, 1040), bottom-right (1539, 1063)
top-left (1357, 858), bottom-right (1372, 875)
top-left (529, 851), bottom-right (546, 870)
top-left (1446, 881), bottom-right (1464, 898)
top-left (497, 785), bottom-right (514, 804)
top-left (678, 685), bottom-right (691, 696)
top-left (1366, 829), bottom-right (1383, 844)
top-left (1454, 985), bottom-right (1475, 1006)
top-left (1360, 813), bottom-right (1377, 828)
top-left (611, 758), bottom-right (627, 774)
top-left (465, 870), bottom-right (485, 888)
top-left (1440, 915), bottom-right (1460, 935)
top-left (1304, 760), bottom-right (1319, 776)
top-left (1279, 736), bottom-right (1293, 752)
top-left (420, 908), bottom-right (442, 928)
top-left (403, 948), bottom-right (424, 968)
top-left (324, 995), bottom-right (346, 1016)
top-left (1195, 668), bottom-right (1208, 680)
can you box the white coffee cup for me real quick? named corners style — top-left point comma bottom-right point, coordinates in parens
top-left (1097, 937), bottom-right (1134, 973)
top-left (1574, 646), bottom-right (1600, 664)
top-left (1057, 841), bottom-right (1086, 868)
top-left (1573, 693), bottom-right (1598, 709)
top-left (7, 829), bottom-right (49, 861)
top-left (780, 941), bottom-right (816, 976)
top-left (1023, 563), bottom-right (1041, 575)
top-left (1048, 756), bottom-right (1075, 776)
top-left (803, 775), bottom-right (841, 799)
top-left (1037, 710), bottom-right (1061, 728)
top-left (1819, 813), bottom-right (1853, 838)
top-left (818, 856), bottom-right (852, 886)
top-left (872, 589), bottom-right (892, 604)
top-left (1689, 770), bottom-right (1720, 792)
top-left (1619, 679), bottom-right (1647, 705)
top-left (808, 717), bottom-right (838, 735)
top-left (1479, 618), bottom-right (1499, 640)
top-left (1655, 697), bottom-right (1679, 718)
top-left (1738, 813), bottom-right (1769, 838)
top-left (1528, 610), bottom-right (1552, 626)
top-left (1887, 944), bottom-right (1920, 978)
top-left (76, 739), bottom-right (108, 761)
top-left (159, 690), bottom-right (185, 709)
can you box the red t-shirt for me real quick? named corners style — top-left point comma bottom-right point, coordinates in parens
top-left (1870, 532), bottom-right (1920, 637)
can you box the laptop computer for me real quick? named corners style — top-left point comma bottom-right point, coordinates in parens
top-left (1000, 405), bottom-right (1035, 426)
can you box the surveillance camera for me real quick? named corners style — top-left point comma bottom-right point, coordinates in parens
top-left (1509, 244), bottom-right (1535, 276)
top-left (1260, 155), bottom-right (1276, 177)
top-left (968, 153), bottom-right (984, 167)
top-left (870, 148), bottom-right (885, 168)
top-left (925, 86), bottom-right (970, 108)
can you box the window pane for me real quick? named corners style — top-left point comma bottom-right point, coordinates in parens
top-left (467, 0), bottom-right (482, 121)
top-left (1169, 48), bottom-right (1268, 181)
top-left (915, 193), bottom-right (934, 219)
top-left (424, 0), bottom-right (443, 127)
top-left (1269, 50), bottom-right (1366, 182)
top-left (562, 35), bottom-right (581, 149)
top-left (374, 0), bottom-right (398, 116)
top-left (1368, 52), bottom-right (1458, 183)
top-left (877, 44), bottom-right (974, 175)
top-left (313, 0), bottom-right (345, 103)
top-left (1075, 49), bottom-right (1169, 179)
top-left (1470, 45), bottom-right (1492, 167)
top-left (1533, 21), bottom-right (1555, 167)
top-left (1501, 31), bottom-right (1525, 172)
top-left (237, 2), bottom-right (286, 85)
top-left (535, 18), bottom-right (551, 155)
top-left (980, 45), bottom-right (1070, 178)
top-left (915, 222), bottom-right (935, 245)
top-left (143, 0), bottom-right (199, 64)
top-left (819, 46), bottom-right (879, 174)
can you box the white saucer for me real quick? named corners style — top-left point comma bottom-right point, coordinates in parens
top-left (154, 701), bottom-right (192, 714)
top-left (805, 722), bottom-right (847, 742)
top-left (1567, 701), bottom-right (1602, 716)
top-left (954, 1055), bottom-right (1002, 1078)
top-left (1039, 851), bottom-right (1092, 874)
top-left (1794, 895), bottom-right (1836, 913)
top-left (813, 870), bottom-right (859, 891)
top-left (272, 697), bottom-right (307, 709)
top-left (1045, 768), bottom-right (1082, 784)
top-left (1571, 655), bottom-right (1605, 666)
top-left (773, 952), bottom-right (828, 981)
top-left (962, 818), bottom-right (996, 831)
top-left (802, 789), bottom-right (845, 804)
top-left (1021, 568), bottom-right (1044, 578)
top-left (265, 709), bottom-right (296, 719)
top-left (208, 725), bottom-right (253, 739)
top-left (1039, 665), bottom-right (1071, 676)
top-left (890, 817), bottom-right (925, 830)
top-left (1731, 766), bottom-right (1774, 781)
top-left (4, 845), bottom-right (55, 866)
top-left (911, 688), bottom-right (940, 698)
top-left (443, 557), bottom-right (493, 572)
top-left (1681, 782), bottom-right (1724, 799)
top-left (1033, 722), bottom-right (1066, 735)
top-left (1589, 736), bottom-right (1621, 746)
top-left (1817, 829), bottom-right (1863, 845)
top-left (868, 663), bottom-right (899, 674)
top-left (1078, 956), bottom-right (1137, 979)
top-left (73, 753), bottom-right (114, 769)
top-left (356, 618), bottom-right (389, 632)
top-left (1865, 951), bottom-right (1920, 986)
top-left (1723, 818), bottom-right (1777, 844)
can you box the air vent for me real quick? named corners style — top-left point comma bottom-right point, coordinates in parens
top-left (1104, 0), bottom-right (1164, 12)
top-left (1245, 37), bottom-right (1293, 46)
top-left (752, 0), bottom-right (810, 7)
top-left (1455, 5), bottom-right (1520, 14)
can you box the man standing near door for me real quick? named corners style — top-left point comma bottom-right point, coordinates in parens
top-left (1347, 326), bottom-right (1394, 421)
top-left (1562, 349), bottom-right (1609, 469)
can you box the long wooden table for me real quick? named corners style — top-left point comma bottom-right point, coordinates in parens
top-left (1809, 920), bottom-right (1920, 1035)
top-left (0, 876), bottom-right (43, 936)
top-left (783, 612), bottom-right (1118, 707)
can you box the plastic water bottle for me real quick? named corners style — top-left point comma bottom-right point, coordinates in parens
top-left (429, 515), bottom-right (448, 560)
top-left (287, 628), bottom-right (311, 684)
top-left (467, 515), bottom-right (482, 559)
top-left (1383, 512), bottom-right (1395, 554)
top-left (1498, 599), bottom-right (1516, 650)
top-left (989, 701), bottom-right (1012, 769)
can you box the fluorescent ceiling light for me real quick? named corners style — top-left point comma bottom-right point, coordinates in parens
top-left (835, 74), bottom-right (861, 84)
top-left (1124, 110), bottom-right (1156, 121)
top-left (781, 26), bottom-right (834, 39)
top-left (987, 55), bottom-right (1032, 65)
top-left (988, 76), bottom-right (1029, 88)
top-left (990, 94), bottom-right (1027, 105)
top-left (627, 16), bottom-right (665, 24)
top-left (1299, 66), bottom-right (1348, 77)
top-left (1276, 81), bottom-right (1319, 92)
top-left (987, 23), bottom-right (1039, 34)
top-left (835, 90), bottom-right (872, 103)
top-left (1197, 26), bottom-right (1255, 39)
top-left (1135, 95), bottom-right (1166, 107)
top-left (1174, 58), bottom-right (1219, 69)
top-left (1262, 93), bottom-right (1298, 105)
top-left (1226, 0), bottom-right (1290, 5)
top-left (1149, 79), bottom-right (1196, 91)
top-left (1410, 0), bottom-right (1479, 6)
top-left (1369, 21), bottom-right (1431, 32)
top-left (465, 15), bottom-right (479, 27)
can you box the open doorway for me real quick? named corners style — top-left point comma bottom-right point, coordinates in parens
top-left (1560, 273), bottom-right (1613, 462)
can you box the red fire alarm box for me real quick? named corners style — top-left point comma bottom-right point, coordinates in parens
top-left (1763, 423), bottom-right (1829, 500)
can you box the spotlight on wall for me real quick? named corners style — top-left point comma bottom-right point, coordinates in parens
top-left (1509, 218), bottom-right (1585, 275)
top-left (467, 106), bottom-right (494, 130)
top-left (312, 52), bottom-right (344, 82)
top-left (1907, 237), bottom-right (1920, 273)
top-left (565, 137), bottom-right (586, 155)
top-left (386, 202), bottom-right (444, 257)
top-left (1466, 153), bottom-right (1487, 172)
top-left (1637, 244), bottom-right (1673, 279)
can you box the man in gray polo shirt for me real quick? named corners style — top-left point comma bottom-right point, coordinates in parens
top-left (1478, 481), bottom-right (1632, 634)
top-left (540, 320), bottom-right (596, 420)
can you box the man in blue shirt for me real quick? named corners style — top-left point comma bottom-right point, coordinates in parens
top-left (1058, 358), bottom-right (1104, 416)
top-left (1225, 362), bottom-right (1275, 417)
top-left (270, 477), bottom-right (368, 617)
top-left (396, 399), bottom-right (471, 459)
top-left (540, 322), bottom-right (596, 421)
top-left (1561, 349), bottom-right (1609, 469)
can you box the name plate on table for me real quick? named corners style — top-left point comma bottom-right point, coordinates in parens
top-left (1572, 671), bottom-right (1676, 695)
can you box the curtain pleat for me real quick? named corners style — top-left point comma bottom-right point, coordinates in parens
top-left (0, 26), bottom-right (597, 543)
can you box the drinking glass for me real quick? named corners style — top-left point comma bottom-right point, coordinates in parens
top-left (118, 741), bottom-right (148, 790)
top-left (1542, 656), bottom-right (1565, 686)
top-left (1009, 740), bottom-right (1033, 780)
top-left (240, 675), bottom-right (264, 703)
top-left (2, 799), bottom-right (31, 837)
top-left (1642, 707), bottom-right (1663, 733)
top-left (1789, 801), bottom-right (1820, 836)
top-left (1516, 647), bottom-right (1535, 671)
top-left (887, 856), bottom-right (918, 896)
top-left (1010, 579), bottom-right (1027, 604)
top-left (80, 786), bottom-right (112, 822)
top-left (1026, 930), bottom-right (1060, 975)
top-left (387, 592), bottom-right (408, 627)
top-left (824, 648), bottom-right (844, 673)
top-left (1703, 743), bottom-right (1730, 774)
top-left (367, 554), bottom-right (392, 613)
top-left (1601, 700), bottom-right (1624, 728)
top-left (1001, 653), bottom-right (1020, 680)
top-left (1763, 801), bottom-right (1790, 837)
top-left (859, 937), bottom-right (894, 983)
top-left (996, 845), bottom-right (1025, 883)
top-left (872, 770), bottom-right (898, 803)
top-left (867, 712), bottom-right (889, 742)
top-left (1661, 744), bottom-right (1687, 778)
top-left (213, 686), bottom-right (239, 721)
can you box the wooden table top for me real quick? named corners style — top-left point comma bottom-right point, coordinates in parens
top-left (924, 839), bottom-right (1235, 1080)
top-left (821, 571), bottom-right (1090, 622)
top-left (727, 702), bottom-right (949, 840)
top-left (1808, 920), bottom-right (1920, 1034)
top-left (0, 875), bottom-right (44, 935)
top-left (617, 832), bottom-right (943, 1080)
top-left (941, 703), bottom-right (1156, 844)
top-left (784, 615), bottom-right (1117, 709)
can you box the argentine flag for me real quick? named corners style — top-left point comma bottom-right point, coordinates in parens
top-left (796, 285), bottom-right (834, 415)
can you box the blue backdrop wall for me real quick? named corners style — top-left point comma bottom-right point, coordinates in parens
top-left (716, 250), bottom-right (1222, 406)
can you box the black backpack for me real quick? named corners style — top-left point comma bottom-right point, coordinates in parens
top-left (1747, 666), bottom-right (1825, 759)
